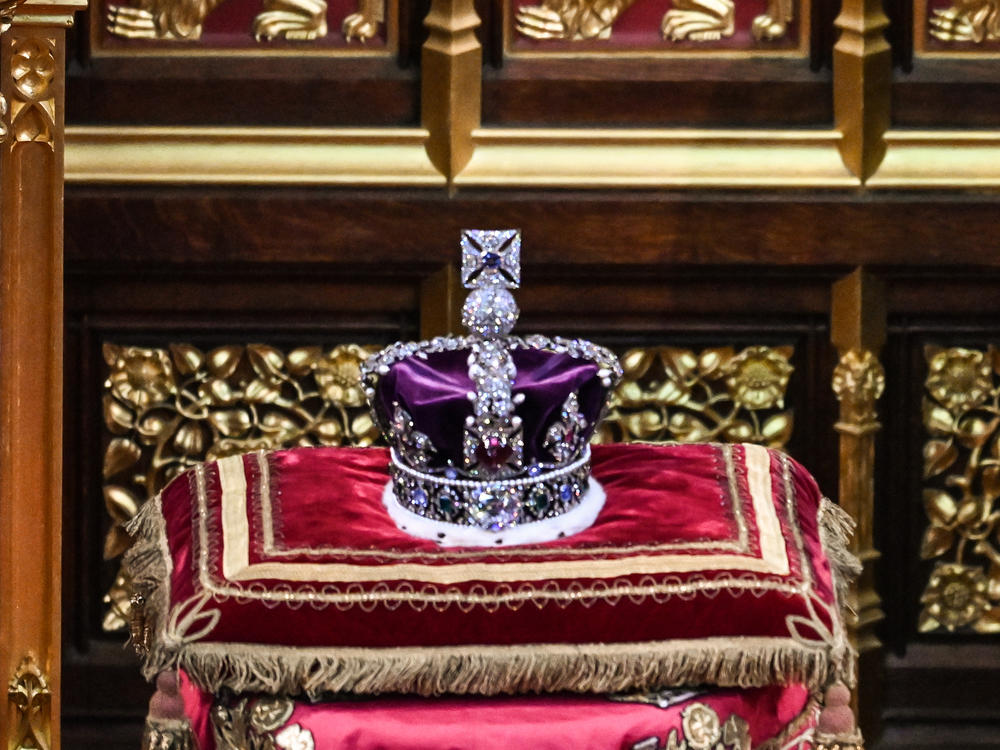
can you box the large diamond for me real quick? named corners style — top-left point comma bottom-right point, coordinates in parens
top-left (472, 488), bottom-right (519, 531)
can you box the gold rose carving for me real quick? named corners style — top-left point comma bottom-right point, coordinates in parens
top-left (7, 654), bottom-right (51, 750)
top-left (5, 36), bottom-right (56, 148)
top-left (593, 345), bottom-right (794, 448)
top-left (101, 342), bottom-right (381, 631)
top-left (918, 345), bottom-right (1000, 634)
top-left (515, 0), bottom-right (792, 43)
top-left (106, 0), bottom-right (383, 42)
top-left (929, 0), bottom-right (999, 43)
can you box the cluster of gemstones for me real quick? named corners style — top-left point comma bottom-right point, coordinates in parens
top-left (390, 448), bottom-right (591, 531)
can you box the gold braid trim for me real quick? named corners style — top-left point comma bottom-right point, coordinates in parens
top-left (813, 730), bottom-right (865, 750)
top-left (143, 638), bottom-right (837, 700)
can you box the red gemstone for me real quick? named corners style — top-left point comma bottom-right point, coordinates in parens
top-left (476, 437), bottom-right (512, 468)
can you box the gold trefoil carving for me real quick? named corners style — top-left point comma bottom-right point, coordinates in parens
top-left (6, 36), bottom-right (56, 148)
top-left (101, 342), bottom-right (381, 631)
top-left (592, 345), bottom-right (794, 448)
top-left (918, 345), bottom-right (1000, 634)
top-left (106, 0), bottom-right (383, 42)
top-left (7, 654), bottom-right (52, 750)
top-left (929, 0), bottom-right (999, 43)
top-left (515, 0), bottom-right (792, 43)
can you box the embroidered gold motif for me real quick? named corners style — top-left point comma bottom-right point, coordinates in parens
top-left (631, 706), bottom-right (751, 749)
top-left (593, 346), bottom-right (794, 450)
top-left (208, 444), bottom-right (790, 591)
top-left (101, 342), bottom-right (380, 631)
top-left (918, 345), bottom-right (1000, 634)
top-left (256, 445), bottom-right (750, 561)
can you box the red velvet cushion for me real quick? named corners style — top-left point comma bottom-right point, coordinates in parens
top-left (128, 443), bottom-right (851, 697)
top-left (197, 678), bottom-right (818, 750)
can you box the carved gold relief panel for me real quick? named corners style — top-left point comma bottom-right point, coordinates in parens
top-left (919, 345), bottom-right (1000, 634)
top-left (916, 0), bottom-right (1000, 53)
top-left (100, 342), bottom-right (381, 631)
top-left (92, 0), bottom-right (395, 54)
top-left (508, 0), bottom-right (806, 54)
top-left (593, 345), bottom-right (794, 449)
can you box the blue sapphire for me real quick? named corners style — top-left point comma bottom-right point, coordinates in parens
top-left (559, 484), bottom-right (572, 502)
top-left (528, 464), bottom-right (542, 477)
top-left (412, 489), bottom-right (428, 507)
top-left (445, 467), bottom-right (458, 480)
top-left (483, 252), bottom-right (501, 268)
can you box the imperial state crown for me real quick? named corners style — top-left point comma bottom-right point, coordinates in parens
top-left (362, 229), bottom-right (622, 545)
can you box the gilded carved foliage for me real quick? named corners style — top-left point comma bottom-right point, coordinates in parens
top-left (928, 0), bottom-right (999, 43)
top-left (593, 345), bottom-right (794, 449)
top-left (105, 0), bottom-right (384, 42)
top-left (7, 654), bottom-right (51, 750)
top-left (514, 0), bottom-right (794, 44)
top-left (919, 345), bottom-right (1000, 634)
top-left (101, 342), bottom-right (380, 630)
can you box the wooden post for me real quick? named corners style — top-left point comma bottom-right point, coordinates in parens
top-left (420, 263), bottom-right (464, 338)
top-left (1, 0), bottom-right (83, 746)
top-left (833, 0), bottom-right (891, 181)
top-left (831, 267), bottom-right (887, 739)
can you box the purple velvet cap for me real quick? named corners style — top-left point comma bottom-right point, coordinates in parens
top-left (376, 346), bottom-right (608, 470)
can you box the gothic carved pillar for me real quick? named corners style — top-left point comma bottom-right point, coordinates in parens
top-left (830, 268), bottom-right (887, 738)
top-left (1, 0), bottom-right (84, 746)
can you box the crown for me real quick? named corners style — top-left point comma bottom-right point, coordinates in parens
top-left (362, 229), bottom-right (622, 546)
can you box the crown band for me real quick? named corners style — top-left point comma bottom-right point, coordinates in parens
top-left (388, 445), bottom-right (593, 531)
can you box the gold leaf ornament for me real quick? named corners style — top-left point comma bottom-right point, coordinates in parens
top-left (923, 439), bottom-right (958, 479)
top-left (920, 563), bottom-right (991, 632)
top-left (103, 437), bottom-right (142, 478)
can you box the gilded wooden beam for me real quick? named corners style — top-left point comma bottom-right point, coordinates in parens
top-left (832, 0), bottom-right (891, 181)
top-left (830, 268), bottom-right (886, 735)
top-left (0, 1), bottom-right (82, 746)
top-left (421, 0), bottom-right (481, 187)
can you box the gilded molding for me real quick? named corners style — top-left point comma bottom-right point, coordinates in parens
top-left (594, 345), bottom-right (795, 449)
top-left (64, 126), bottom-right (444, 185)
top-left (867, 131), bottom-right (1000, 188)
top-left (918, 345), bottom-right (1000, 634)
top-left (7, 654), bottom-right (51, 750)
top-left (100, 342), bottom-right (382, 631)
top-left (459, 128), bottom-right (857, 188)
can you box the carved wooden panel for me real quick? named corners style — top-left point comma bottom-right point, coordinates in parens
top-left (918, 345), bottom-right (1000, 635)
top-left (96, 0), bottom-right (394, 52)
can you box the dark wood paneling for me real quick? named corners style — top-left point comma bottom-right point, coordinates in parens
top-left (482, 60), bottom-right (832, 127)
top-left (64, 188), bottom-right (1000, 268)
